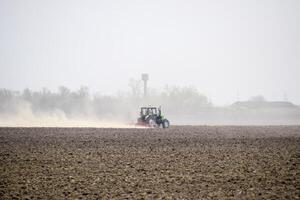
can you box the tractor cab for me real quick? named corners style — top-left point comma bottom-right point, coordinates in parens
top-left (140, 107), bottom-right (159, 118)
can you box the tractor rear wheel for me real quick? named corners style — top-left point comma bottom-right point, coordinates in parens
top-left (162, 119), bottom-right (170, 128)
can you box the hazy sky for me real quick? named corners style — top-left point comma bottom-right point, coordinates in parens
top-left (0, 0), bottom-right (299, 105)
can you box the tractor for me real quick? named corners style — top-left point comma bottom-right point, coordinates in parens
top-left (136, 106), bottom-right (170, 128)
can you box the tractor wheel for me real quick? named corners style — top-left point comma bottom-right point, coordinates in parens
top-left (162, 119), bottom-right (170, 128)
top-left (148, 119), bottom-right (158, 127)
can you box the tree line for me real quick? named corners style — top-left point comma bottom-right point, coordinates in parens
top-left (0, 84), bottom-right (212, 120)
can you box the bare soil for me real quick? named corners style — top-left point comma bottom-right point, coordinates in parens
top-left (0, 126), bottom-right (299, 199)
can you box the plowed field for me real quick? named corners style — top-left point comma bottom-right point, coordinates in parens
top-left (0, 126), bottom-right (299, 199)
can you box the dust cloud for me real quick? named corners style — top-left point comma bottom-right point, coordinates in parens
top-left (0, 108), bottom-right (136, 128)
top-left (0, 95), bottom-right (137, 128)
top-left (0, 86), bottom-right (300, 127)
top-left (0, 115), bottom-right (136, 128)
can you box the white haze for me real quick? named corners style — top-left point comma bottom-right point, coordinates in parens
top-left (0, 0), bottom-right (299, 106)
top-left (0, 101), bottom-right (138, 128)
top-left (0, 115), bottom-right (137, 128)
top-left (0, 0), bottom-right (300, 127)
top-left (0, 86), bottom-right (300, 127)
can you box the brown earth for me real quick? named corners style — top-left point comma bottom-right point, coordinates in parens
top-left (0, 126), bottom-right (299, 199)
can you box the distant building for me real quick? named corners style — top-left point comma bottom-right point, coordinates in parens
top-left (231, 101), bottom-right (298, 109)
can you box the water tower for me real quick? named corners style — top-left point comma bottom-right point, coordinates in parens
top-left (141, 73), bottom-right (149, 97)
